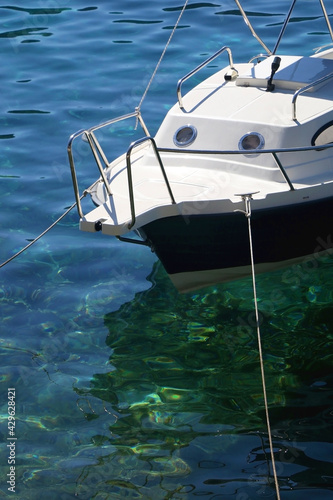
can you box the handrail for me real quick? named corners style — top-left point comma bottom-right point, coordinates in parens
top-left (68, 128), bottom-right (86, 219)
top-left (292, 71), bottom-right (333, 121)
top-left (126, 137), bottom-right (176, 229)
top-left (87, 109), bottom-right (150, 137)
top-left (158, 142), bottom-right (333, 156)
top-left (69, 121), bottom-right (333, 226)
top-left (248, 53), bottom-right (269, 64)
top-left (177, 46), bottom-right (237, 111)
top-left (158, 142), bottom-right (333, 192)
top-left (272, 151), bottom-right (294, 190)
top-left (67, 109), bottom-right (150, 219)
top-left (85, 131), bottom-right (112, 196)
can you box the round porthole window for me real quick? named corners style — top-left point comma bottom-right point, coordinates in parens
top-left (174, 125), bottom-right (197, 147)
top-left (239, 132), bottom-right (265, 151)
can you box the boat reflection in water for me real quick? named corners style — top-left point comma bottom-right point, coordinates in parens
top-left (69, 0), bottom-right (333, 293)
top-left (75, 260), bottom-right (333, 498)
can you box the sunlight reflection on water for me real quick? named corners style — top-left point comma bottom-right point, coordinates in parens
top-left (0, 1), bottom-right (333, 498)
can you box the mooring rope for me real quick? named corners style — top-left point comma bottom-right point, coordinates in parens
top-left (1, 2), bottom-right (191, 268)
top-left (0, 195), bottom-right (84, 269)
top-left (238, 193), bottom-right (281, 500)
top-left (136, 0), bottom-right (190, 113)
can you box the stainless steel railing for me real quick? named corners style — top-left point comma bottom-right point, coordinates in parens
top-left (176, 46), bottom-right (237, 111)
top-left (158, 142), bottom-right (333, 193)
top-left (67, 109), bottom-right (150, 219)
top-left (68, 112), bottom-right (333, 230)
top-left (292, 71), bottom-right (333, 120)
top-left (126, 137), bottom-right (176, 229)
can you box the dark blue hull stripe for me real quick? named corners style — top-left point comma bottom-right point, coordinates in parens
top-left (142, 197), bottom-right (333, 276)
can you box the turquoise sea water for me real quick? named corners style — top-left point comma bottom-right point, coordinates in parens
top-left (1, 1), bottom-right (333, 498)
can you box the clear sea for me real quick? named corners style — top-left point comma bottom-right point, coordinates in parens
top-left (1, 1), bottom-right (333, 499)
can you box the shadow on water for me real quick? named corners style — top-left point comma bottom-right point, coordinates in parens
top-left (75, 259), bottom-right (333, 499)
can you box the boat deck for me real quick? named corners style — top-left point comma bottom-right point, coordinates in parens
top-left (82, 149), bottom-right (316, 236)
top-left (71, 54), bottom-right (333, 239)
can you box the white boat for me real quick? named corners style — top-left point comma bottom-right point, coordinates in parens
top-left (68, 0), bottom-right (333, 292)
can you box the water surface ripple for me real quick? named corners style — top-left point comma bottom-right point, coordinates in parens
top-left (0, 1), bottom-right (333, 498)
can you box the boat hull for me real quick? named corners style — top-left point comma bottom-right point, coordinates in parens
top-left (141, 196), bottom-right (333, 292)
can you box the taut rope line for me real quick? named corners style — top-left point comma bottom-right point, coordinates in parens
top-left (1, 2), bottom-right (191, 268)
top-left (0, 195), bottom-right (85, 269)
top-left (136, 0), bottom-right (190, 113)
top-left (237, 193), bottom-right (281, 500)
